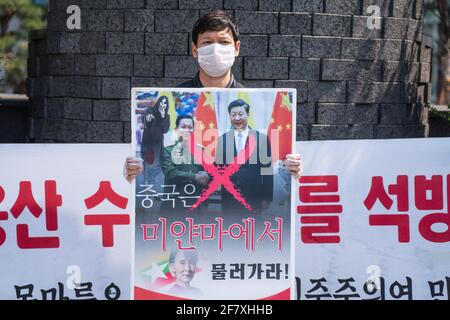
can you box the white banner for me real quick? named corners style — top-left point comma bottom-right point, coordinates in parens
top-left (2, 138), bottom-right (448, 300)
top-left (294, 138), bottom-right (450, 300)
top-left (0, 144), bottom-right (133, 300)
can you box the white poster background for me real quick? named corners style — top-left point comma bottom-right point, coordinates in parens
top-left (294, 138), bottom-right (450, 300)
top-left (0, 144), bottom-right (133, 300)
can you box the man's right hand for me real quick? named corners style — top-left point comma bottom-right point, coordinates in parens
top-left (124, 157), bottom-right (144, 183)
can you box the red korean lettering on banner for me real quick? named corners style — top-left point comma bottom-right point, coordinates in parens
top-left (365, 175), bottom-right (411, 242)
top-left (84, 181), bottom-right (129, 247)
top-left (364, 174), bottom-right (450, 243)
top-left (0, 185), bottom-right (7, 246)
top-left (417, 175), bottom-right (450, 243)
top-left (297, 175), bottom-right (343, 244)
top-left (8, 181), bottom-right (62, 249)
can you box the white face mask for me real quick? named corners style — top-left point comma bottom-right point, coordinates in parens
top-left (197, 43), bottom-right (236, 78)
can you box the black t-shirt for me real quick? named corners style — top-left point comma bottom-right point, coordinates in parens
top-left (176, 72), bottom-right (244, 88)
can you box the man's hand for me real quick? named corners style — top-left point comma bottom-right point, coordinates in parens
top-left (195, 171), bottom-right (209, 186)
top-left (284, 154), bottom-right (302, 180)
top-left (124, 157), bottom-right (144, 183)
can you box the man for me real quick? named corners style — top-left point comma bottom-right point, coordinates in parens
top-left (125, 10), bottom-right (301, 182)
top-left (216, 99), bottom-right (273, 214)
top-left (159, 115), bottom-right (209, 212)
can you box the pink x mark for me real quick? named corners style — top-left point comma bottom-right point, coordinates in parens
top-left (187, 134), bottom-right (257, 212)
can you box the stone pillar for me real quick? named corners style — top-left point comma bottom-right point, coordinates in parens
top-left (27, 0), bottom-right (431, 142)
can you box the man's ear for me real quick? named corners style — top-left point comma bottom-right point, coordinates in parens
top-left (235, 40), bottom-right (241, 57)
top-left (192, 42), bottom-right (198, 59)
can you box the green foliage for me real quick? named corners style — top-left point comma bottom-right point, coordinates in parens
top-left (0, 0), bottom-right (46, 93)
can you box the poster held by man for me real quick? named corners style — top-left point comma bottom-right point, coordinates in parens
top-left (132, 88), bottom-right (296, 300)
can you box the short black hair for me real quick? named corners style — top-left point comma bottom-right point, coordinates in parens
top-left (227, 99), bottom-right (250, 115)
top-left (192, 10), bottom-right (239, 45)
top-left (169, 250), bottom-right (199, 264)
top-left (175, 114), bottom-right (194, 128)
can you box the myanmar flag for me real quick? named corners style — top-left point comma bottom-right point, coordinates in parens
top-left (148, 259), bottom-right (175, 290)
top-left (140, 257), bottom-right (202, 290)
top-left (267, 92), bottom-right (293, 162)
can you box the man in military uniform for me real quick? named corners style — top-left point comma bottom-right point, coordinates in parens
top-left (159, 115), bottom-right (209, 213)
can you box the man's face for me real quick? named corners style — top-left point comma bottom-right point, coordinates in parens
top-left (170, 252), bottom-right (196, 286)
top-left (229, 106), bottom-right (249, 131)
top-left (176, 118), bottom-right (194, 140)
top-left (192, 28), bottom-right (240, 57)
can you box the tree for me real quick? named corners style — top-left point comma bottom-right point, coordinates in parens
top-left (0, 0), bottom-right (46, 93)
top-left (435, 0), bottom-right (450, 105)
top-left (426, 0), bottom-right (450, 105)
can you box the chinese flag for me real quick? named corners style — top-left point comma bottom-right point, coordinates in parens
top-left (267, 92), bottom-right (293, 162)
top-left (194, 92), bottom-right (218, 159)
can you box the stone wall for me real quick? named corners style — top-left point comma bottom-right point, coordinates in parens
top-left (27, 0), bottom-right (431, 142)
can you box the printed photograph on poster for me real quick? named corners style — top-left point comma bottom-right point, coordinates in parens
top-left (132, 88), bottom-right (296, 300)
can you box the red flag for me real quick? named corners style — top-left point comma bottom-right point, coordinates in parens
top-left (267, 92), bottom-right (293, 162)
top-left (194, 92), bottom-right (218, 159)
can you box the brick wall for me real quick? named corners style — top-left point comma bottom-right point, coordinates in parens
top-left (27, 0), bottom-right (431, 142)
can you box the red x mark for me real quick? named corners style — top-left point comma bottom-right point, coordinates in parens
top-left (186, 134), bottom-right (257, 212)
